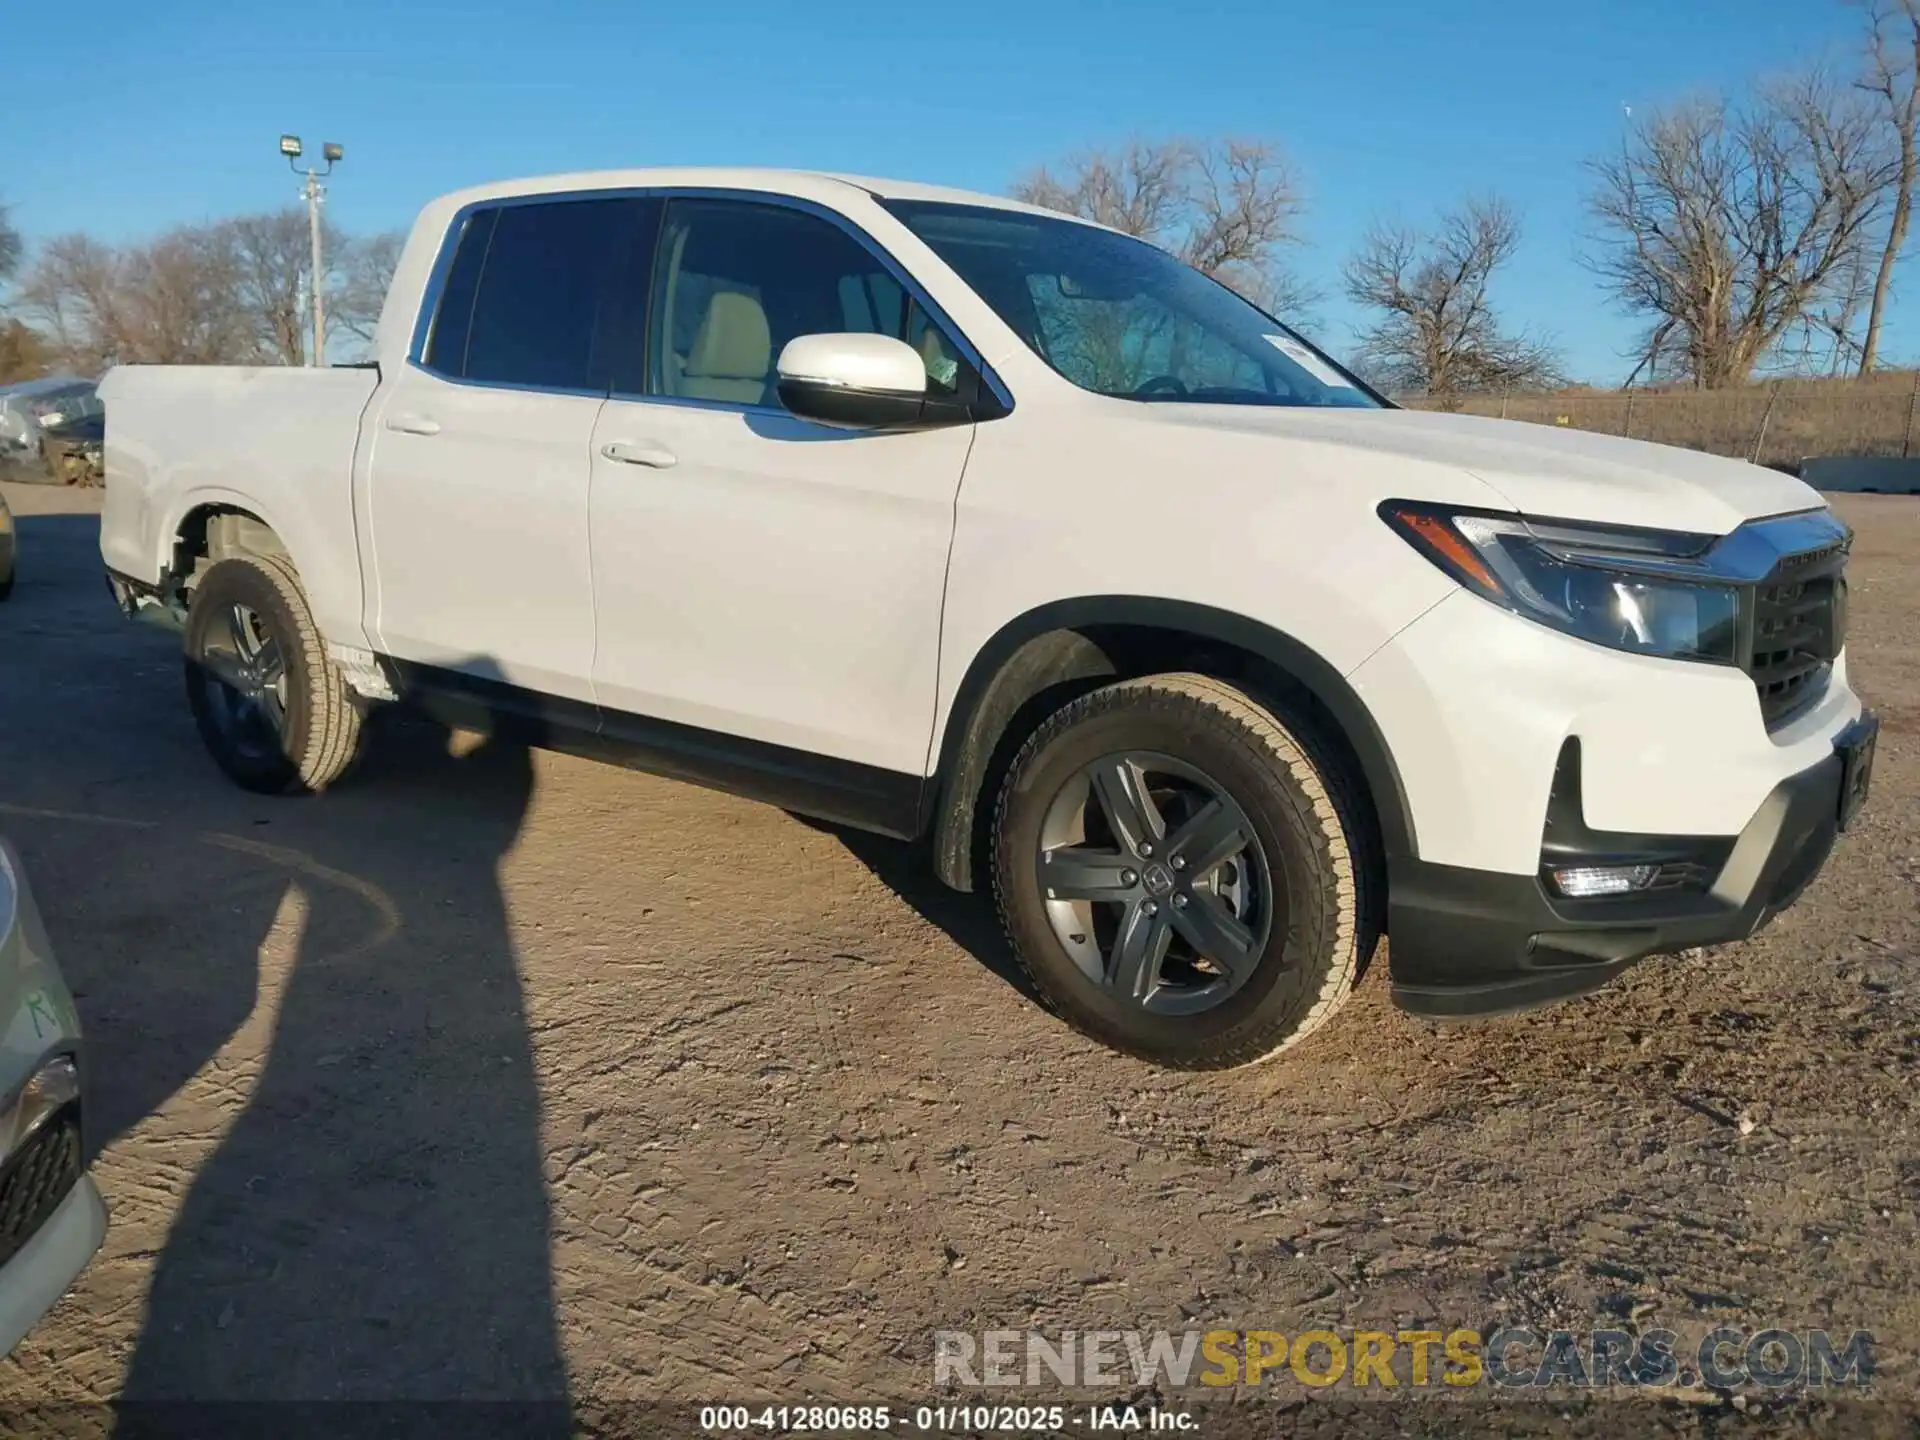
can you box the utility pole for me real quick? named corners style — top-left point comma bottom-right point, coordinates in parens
top-left (278, 135), bottom-right (343, 367)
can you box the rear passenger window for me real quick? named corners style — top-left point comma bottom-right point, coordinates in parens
top-left (421, 211), bottom-right (495, 376)
top-left (423, 197), bottom-right (646, 391)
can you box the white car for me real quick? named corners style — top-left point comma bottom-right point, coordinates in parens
top-left (95, 169), bottom-right (1876, 1067)
top-left (0, 839), bottom-right (107, 1355)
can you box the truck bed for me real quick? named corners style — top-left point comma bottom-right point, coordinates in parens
top-left (97, 364), bottom-right (381, 646)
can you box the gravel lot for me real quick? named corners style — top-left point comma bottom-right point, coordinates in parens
top-left (0, 482), bottom-right (1914, 1437)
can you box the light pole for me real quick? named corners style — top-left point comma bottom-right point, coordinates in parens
top-left (279, 135), bottom-right (343, 367)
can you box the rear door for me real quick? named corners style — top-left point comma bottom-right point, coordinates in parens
top-left (364, 195), bottom-right (653, 704)
top-left (585, 195), bottom-right (980, 785)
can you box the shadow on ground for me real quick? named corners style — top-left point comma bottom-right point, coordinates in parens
top-left (794, 817), bottom-right (1036, 1000)
top-left (109, 711), bottom-right (569, 1424)
top-left (1, 520), bottom-right (570, 1425)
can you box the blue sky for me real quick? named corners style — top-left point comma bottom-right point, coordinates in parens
top-left (3, 0), bottom-right (1883, 381)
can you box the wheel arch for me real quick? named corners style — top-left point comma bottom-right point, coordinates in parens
top-left (927, 597), bottom-right (1417, 892)
top-left (156, 486), bottom-right (369, 652)
top-left (162, 494), bottom-right (294, 598)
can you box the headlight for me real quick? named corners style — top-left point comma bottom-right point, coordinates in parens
top-left (1381, 501), bottom-right (1741, 664)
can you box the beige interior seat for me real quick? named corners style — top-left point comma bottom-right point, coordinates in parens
top-left (919, 326), bottom-right (958, 390)
top-left (679, 291), bottom-right (771, 404)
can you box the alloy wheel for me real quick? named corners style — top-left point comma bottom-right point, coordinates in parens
top-left (195, 602), bottom-right (289, 762)
top-left (1035, 751), bottom-right (1279, 1016)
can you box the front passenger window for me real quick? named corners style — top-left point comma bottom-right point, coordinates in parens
top-left (649, 199), bottom-right (964, 406)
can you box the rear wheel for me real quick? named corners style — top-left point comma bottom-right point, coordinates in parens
top-left (992, 673), bottom-right (1368, 1069)
top-left (183, 553), bottom-right (362, 794)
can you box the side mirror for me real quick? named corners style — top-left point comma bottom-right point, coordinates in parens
top-left (775, 333), bottom-right (947, 429)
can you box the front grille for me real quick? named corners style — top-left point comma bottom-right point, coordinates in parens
top-left (0, 1107), bottom-right (82, 1272)
top-left (1749, 567), bottom-right (1843, 729)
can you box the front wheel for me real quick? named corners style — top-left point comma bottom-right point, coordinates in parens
top-left (183, 552), bottom-right (363, 794)
top-left (992, 673), bottom-right (1370, 1069)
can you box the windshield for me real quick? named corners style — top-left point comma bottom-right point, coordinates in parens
top-left (881, 200), bottom-right (1380, 410)
top-left (28, 383), bottom-right (96, 415)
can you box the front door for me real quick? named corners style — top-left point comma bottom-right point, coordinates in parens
top-left (587, 196), bottom-right (977, 783)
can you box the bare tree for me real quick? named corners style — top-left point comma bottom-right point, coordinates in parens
top-left (1586, 74), bottom-right (1891, 387)
top-left (21, 227), bottom-right (256, 370)
top-left (1011, 138), bottom-right (1316, 318)
top-left (224, 212), bottom-right (405, 363)
top-left (113, 227), bottom-right (254, 366)
top-left (17, 211), bottom-right (399, 371)
top-left (330, 229), bottom-right (404, 354)
top-left (1344, 196), bottom-right (1562, 396)
top-left (223, 209), bottom-right (320, 365)
top-left (1016, 139), bottom-right (1188, 243)
top-left (0, 201), bottom-right (20, 288)
top-left (0, 321), bottom-right (50, 384)
top-left (1790, 238), bottom-right (1876, 375)
top-left (19, 236), bottom-right (124, 370)
top-left (0, 200), bottom-right (32, 383)
top-left (1856, 0), bottom-right (1920, 373)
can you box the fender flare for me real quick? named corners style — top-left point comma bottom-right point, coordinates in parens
top-left (927, 596), bottom-right (1417, 890)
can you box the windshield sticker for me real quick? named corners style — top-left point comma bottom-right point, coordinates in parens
top-left (1263, 334), bottom-right (1354, 388)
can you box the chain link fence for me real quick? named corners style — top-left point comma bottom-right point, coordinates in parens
top-left (1394, 372), bottom-right (1920, 472)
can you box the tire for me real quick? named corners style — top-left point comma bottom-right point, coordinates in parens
top-left (183, 552), bottom-right (362, 794)
top-left (992, 673), bottom-right (1370, 1069)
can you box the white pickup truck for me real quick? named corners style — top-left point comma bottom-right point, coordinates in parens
top-left (99, 167), bottom-right (1877, 1068)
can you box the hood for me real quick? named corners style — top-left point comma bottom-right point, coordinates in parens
top-left (1137, 403), bottom-right (1824, 536)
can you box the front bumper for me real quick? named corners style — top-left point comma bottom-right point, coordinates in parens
top-left (0, 1176), bottom-right (105, 1357)
top-left (1387, 720), bottom-right (1868, 1018)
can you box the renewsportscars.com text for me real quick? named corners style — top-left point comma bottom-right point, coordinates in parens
top-left (933, 1326), bottom-right (1874, 1392)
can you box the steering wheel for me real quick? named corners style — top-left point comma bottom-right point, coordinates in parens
top-left (1134, 375), bottom-right (1189, 398)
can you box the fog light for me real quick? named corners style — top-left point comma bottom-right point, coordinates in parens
top-left (1549, 864), bottom-right (1658, 898)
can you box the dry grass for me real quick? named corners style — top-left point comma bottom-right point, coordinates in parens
top-left (1398, 370), bottom-right (1920, 469)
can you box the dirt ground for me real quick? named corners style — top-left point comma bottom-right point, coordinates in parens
top-left (0, 481), bottom-right (1914, 1438)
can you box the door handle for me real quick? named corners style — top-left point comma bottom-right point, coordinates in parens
top-left (601, 440), bottom-right (677, 469)
top-left (385, 413), bottom-right (441, 436)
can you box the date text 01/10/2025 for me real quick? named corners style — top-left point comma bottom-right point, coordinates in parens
top-left (697, 1403), bottom-right (1198, 1432)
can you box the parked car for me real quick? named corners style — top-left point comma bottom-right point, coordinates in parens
top-left (95, 168), bottom-right (1876, 1067)
top-left (0, 837), bottom-right (107, 1355)
top-left (0, 378), bottom-right (103, 471)
top-left (41, 413), bottom-right (105, 489)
